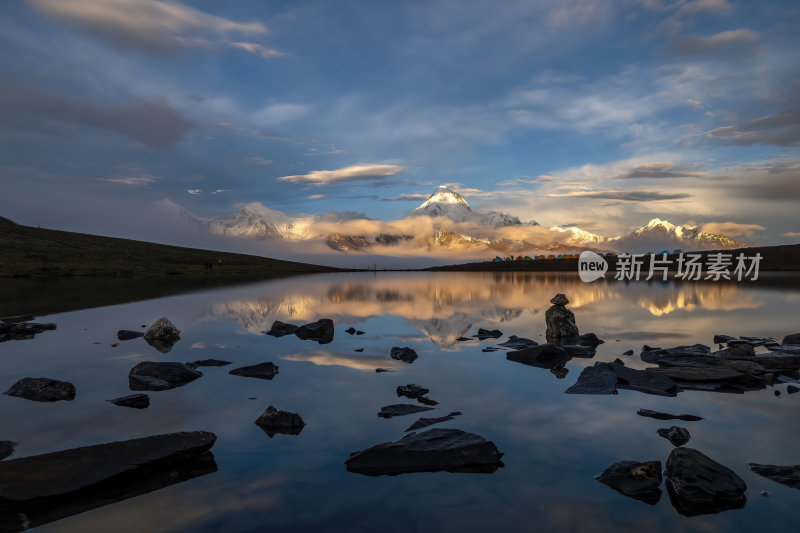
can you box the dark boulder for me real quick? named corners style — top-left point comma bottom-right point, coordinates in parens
top-left (377, 404), bottom-right (435, 418)
top-left (564, 363), bottom-right (618, 394)
top-left (545, 294), bottom-right (579, 341)
top-left (396, 384), bottom-right (429, 399)
top-left (665, 447), bottom-right (747, 516)
top-left (345, 428), bottom-right (503, 476)
top-left (354, 348), bottom-right (364, 352)
top-left (713, 334), bottom-right (737, 344)
top-left (475, 328), bottom-right (502, 340)
top-left (416, 396), bottom-right (439, 406)
top-left (657, 426), bottom-right (691, 446)
top-left (228, 362), bottom-right (279, 380)
top-left (390, 347), bottom-right (418, 364)
top-left (405, 412), bottom-right (462, 432)
top-left (345, 327), bottom-right (357, 335)
top-left (0, 441), bottom-right (18, 461)
top-left (748, 463), bottom-right (800, 489)
top-left (266, 320), bottom-right (298, 337)
top-left (561, 332), bottom-right (605, 348)
top-left (295, 318), bottom-right (334, 344)
top-left (596, 460), bottom-right (663, 505)
top-left (782, 333), bottom-right (800, 345)
top-left (622, 349), bottom-right (634, 356)
top-left (143, 317), bottom-right (181, 354)
top-left (637, 409), bottom-right (703, 421)
top-left (128, 362), bottom-right (202, 391)
top-left (726, 343), bottom-right (755, 357)
top-left (506, 344), bottom-right (570, 369)
top-left (255, 406), bottom-right (306, 437)
top-left (117, 330), bottom-right (144, 341)
top-left (4, 377), bottom-right (76, 402)
top-left (375, 368), bottom-right (393, 373)
top-left (107, 394), bottom-right (150, 409)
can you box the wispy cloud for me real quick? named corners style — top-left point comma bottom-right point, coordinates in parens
top-left (308, 194), bottom-right (326, 200)
top-left (703, 107), bottom-right (800, 146)
top-left (246, 156), bottom-right (274, 166)
top-left (546, 190), bottom-right (692, 201)
top-left (612, 162), bottom-right (710, 179)
top-left (670, 29), bottom-right (759, 55)
top-left (699, 221), bottom-right (764, 237)
top-left (381, 193), bottom-right (428, 202)
top-left (277, 164), bottom-right (406, 186)
top-left (99, 176), bottom-right (156, 186)
top-left (784, 232), bottom-right (800, 238)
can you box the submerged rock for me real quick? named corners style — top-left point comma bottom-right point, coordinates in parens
top-left (561, 332), bottom-right (605, 348)
top-left (0, 321), bottom-right (57, 342)
top-left (596, 460), bottom-right (663, 505)
top-left (4, 377), bottom-right (76, 402)
top-left (188, 359), bottom-right (232, 367)
top-left (116, 330), bottom-right (144, 341)
top-left (255, 406), bottom-right (306, 437)
top-left (665, 447), bottom-right (747, 516)
top-left (375, 368), bottom-right (393, 373)
top-left (565, 363), bottom-right (618, 394)
top-left (405, 412), bottom-right (462, 432)
top-left (390, 347), bottom-right (418, 364)
top-left (637, 409), bottom-right (703, 421)
top-left (475, 328), bottom-right (502, 340)
top-left (657, 426), bottom-right (691, 446)
top-left (396, 384), bottom-right (429, 399)
top-left (345, 327), bottom-right (357, 335)
top-left (345, 428), bottom-right (504, 476)
top-left (748, 463), bottom-right (800, 489)
top-left (0, 441), bottom-right (18, 461)
top-left (640, 344), bottom-right (710, 364)
top-left (506, 344), bottom-right (570, 369)
top-left (610, 363), bottom-right (678, 397)
top-left (228, 362), bottom-right (279, 380)
top-left (128, 362), bottom-right (202, 391)
top-left (295, 318), bottom-right (334, 344)
top-left (107, 394), bottom-right (150, 409)
top-left (377, 404), bottom-right (435, 418)
top-left (497, 335), bottom-right (538, 349)
top-left (266, 320), bottom-right (298, 337)
top-left (143, 317), bottom-right (181, 353)
top-left (0, 314), bottom-right (35, 324)
top-left (545, 293), bottom-right (579, 342)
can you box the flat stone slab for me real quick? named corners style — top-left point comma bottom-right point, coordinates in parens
top-left (188, 359), bottom-right (232, 367)
top-left (4, 377), bottom-right (76, 402)
top-left (228, 362), bottom-right (279, 380)
top-left (345, 428), bottom-right (504, 476)
top-left (665, 447), bottom-right (747, 516)
top-left (565, 363), bottom-right (617, 394)
top-left (107, 394), bottom-right (150, 409)
top-left (390, 347), bottom-right (418, 364)
top-left (610, 363), bottom-right (678, 397)
top-left (748, 463), bottom-right (800, 489)
top-left (645, 366), bottom-right (747, 382)
top-left (641, 344), bottom-right (710, 364)
top-left (405, 412), bottom-right (462, 432)
top-left (637, 409), bottom-right (703, 421)
top-left (377, 404), bottom-right (435, 418)
top-left (596, 460), bottom-right (663, 505)
top-left (397, 384), bottom-right (429, 399)
top-left (128, 362), bottom-right (202, 391)
top-left (657, 426), bottom-right (690, 446)
top-left (497, 335), bottom-right (538, 349)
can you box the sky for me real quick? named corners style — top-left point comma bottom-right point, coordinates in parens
top-left (1, 0), bottom-right (799, 253)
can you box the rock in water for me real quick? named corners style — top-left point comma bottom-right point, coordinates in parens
top-left (117, 330), bottom-right (144, 341)
top-left (596, 460), bottom-right (663, 505)
top-left (545, 293), bottom-right (579, 342)
top-left (665, 447), bottom-right (747, 516)
top-left (0, 441), bottom-right (18, 461)
top-left (390, 347), bottom-right (418, 364)
top-left (266, 320), bottom-right (298, 337)
top-left (657, 426), bottom-right (691, 446)
top-left (377, 404), bottom-right (435, 418)
top-left (345, 327), bottom-right (357, 335)
top-left (637, 409), bottom-right (703, 421)
top-left (396, 384), bottom-right (429, 399)
top-left (562, 333), bottom-right (605, 348)
top-left (564, 363), bottom-right (618, 394)
top-left (143, 317), bottom-right (181, 353)
top-left (475, 328), bottom-right (502, 340)
top-left (107, 394), bottom-right (150, 409)
top-left (4, 377), bottom-right (76, 402)
top-left (506, 344), bottom-right (570, 369)
top-left (781, 333), bottom-right (800, 345)
top-left (128, 362), bottom-right (202, 391)
top-left (255, 406), bottom-right (305, 437)
top-left (610, 363), bottom-right (678, 397)
top-left (748, 463), bottom-right (800, 489)
top-left (228, 362), bottom-right (279, 380)
top-left (405, 412), bottom-right (462, 432)
top-left (345, 428), bottom-right (504, 476)
top-left (295, 318), bottom-right (334, 344)
top-left (188, 359), bottom-right (232, 367)
top-left (498, 335), bottom-right (538, 349)
top-left (0, 431), bottom-right (216, 531)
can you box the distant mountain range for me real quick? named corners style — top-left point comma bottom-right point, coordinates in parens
top-left (183, 186), bottom-right (753, 254)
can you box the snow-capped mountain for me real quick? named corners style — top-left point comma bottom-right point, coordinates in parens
top-left (609, 218), bottom-right (752, 252)
top-left (409, 186), bottom-right (538, 227)
top-left (549, 225), bottom-right (609, 246)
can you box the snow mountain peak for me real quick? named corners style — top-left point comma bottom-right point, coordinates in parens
top-left (416, 186), bottom-right (471, 211)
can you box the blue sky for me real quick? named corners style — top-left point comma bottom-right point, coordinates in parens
top-left (1, 0), bottom-right (799, 245)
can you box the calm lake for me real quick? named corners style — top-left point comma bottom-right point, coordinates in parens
top-left (2, 272), bottom-right (799, 532)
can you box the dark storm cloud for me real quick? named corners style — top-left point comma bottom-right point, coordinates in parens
top-left (0, 82), bottom-right (196, 149)
top-left (704, 107), bottom-right (800, 147)
top-left (612, 162), bottom-right (709, 179)
top-left (547, 190), bottom-right (691, 201)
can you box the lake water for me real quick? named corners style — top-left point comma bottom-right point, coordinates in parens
top-left (1, 272), bottom-right (799, 532)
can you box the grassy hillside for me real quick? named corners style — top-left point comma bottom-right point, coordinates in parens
top-left (0, 217), bottom-right (340, 279)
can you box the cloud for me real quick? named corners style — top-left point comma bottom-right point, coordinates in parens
top-left (381, 194), bottom-right (429, 202)
top-left (784, 232), bottom-right (800, 238)
top-left (0, 82), bottom-right (195, 149)
top-left (27, 0), bottom-right (280, 59)
top-left (612, 162), bottom-right (710, 179)
top-left (699, 221), bottom-right (765, 237)
top-left (703, 108), bottom-right (800, 146)
top-left (187, 189), bottom-right (202, 195)
top-left (211, 189), bottom-right (229, 194)
top-left (670, 29), bottom-right (759, 55)
top-left (547, 190), bottom-right (692, 202)
top-left (677, 0), bottom-right (733, 15)
top-left (252, 103), bottom-right (311, 126)
top-left (308, 194), bottom-right (326, 200)
top-left (99, 176), bottom-right (156, 186)
top-left (547, 0), bottom-right (611, 29)
top-left (277, 164), bottom-right (406, 186)
top-left (246, 157), bottom-right (274, 166)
